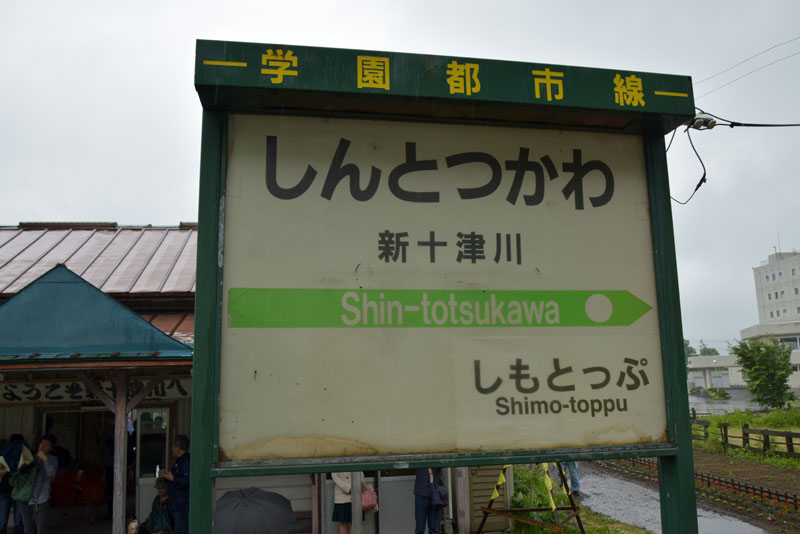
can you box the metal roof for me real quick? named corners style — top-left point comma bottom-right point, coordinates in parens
top-left (0, 264), bottom-right (192, 367)
top-left (0, 223), bottom-right (197, 345)
top-left (0, 222), bottom-right (197, 297)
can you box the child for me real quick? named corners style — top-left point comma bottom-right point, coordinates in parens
top-left (140, 478), bottom-right (173, 534)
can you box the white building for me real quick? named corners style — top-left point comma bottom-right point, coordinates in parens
top-left (737, 251), bottom-right (800, 389)
top-left (687, 355), bottom-right (744, 390)
top-left (746, 251), bottom-right (800, 338)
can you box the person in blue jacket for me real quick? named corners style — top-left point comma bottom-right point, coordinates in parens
top-left (158, 435), bottom-right (189, 534)
top-left (414, 468), bottom-right (445, 534)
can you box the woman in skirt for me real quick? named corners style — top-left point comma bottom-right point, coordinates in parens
top-left (332, 471), bottom-right (364, 534)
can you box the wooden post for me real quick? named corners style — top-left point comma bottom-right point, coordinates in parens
top-left (763, 431), bottom-right (770, 455)
top-left (112, 370), bottom-right (128, 534)
top-left (311, 474), bottom-right (321, 534)
top-left (351, 471), bottom-right (363, 534)
top-left (742, 424), bottom-right (749, 450)
top-left (786, 432), bottom-right (795, 454)
top-left (455, 467), bottom-right (470, 534)
top-left (720, 423), bottom-right (728, 449)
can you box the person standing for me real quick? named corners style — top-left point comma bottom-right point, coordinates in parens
top-left (19, 436), bottom-right (58, 534)
top-left (563, 461), bottom-right (580, 497)
top-left (158, 435), bottom-right (189, 534)
top-left (414, 468), bottom-right (444, 534)
top-left (331, 471), bottom-right (351, 534)
top-left (0, 457), bottom-right (13, 534)
top-left (0, 434), bottom-right (28, 534)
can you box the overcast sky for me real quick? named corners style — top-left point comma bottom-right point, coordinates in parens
top-left (1, 1), bottom-right (799, 351)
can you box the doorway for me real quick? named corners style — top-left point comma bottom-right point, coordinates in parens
top-left (134, 407), bottom-right (170, 521)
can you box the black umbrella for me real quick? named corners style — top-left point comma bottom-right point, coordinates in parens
top-left (215, 487), bottom-right (297, 534)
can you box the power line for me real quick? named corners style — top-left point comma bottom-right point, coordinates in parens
top-left (694, 34), bottom-right (800, 85)
top-left (695, 107), bottom-right (800, 128)
top-left (669, 102), bottom-right (800, 206)
top-left (665, 127), bottom-right (678, 152)
top-left (671, 129), bottom-right (706, 205)
top-left (696, 49), bottom-right (800, 99)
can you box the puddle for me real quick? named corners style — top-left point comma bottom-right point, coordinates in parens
top-left (688, 388), bottom-right (764, 415)
top-left (578, 462), bottom-right (764, 533)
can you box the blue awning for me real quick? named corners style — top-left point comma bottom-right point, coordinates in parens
top-left (0, 265), bottom-right (192, 364)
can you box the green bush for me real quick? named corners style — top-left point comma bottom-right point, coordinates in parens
top-left (512, 465), bottom-right (652, 533)
top-left (512, 465), bottom-right (578, 534)
top-left (707, 410), bottom-right (755, 428)
top-left (758, 407), bottom-right (800, 429)
top-left (707, 388), bottom-right (730, 399)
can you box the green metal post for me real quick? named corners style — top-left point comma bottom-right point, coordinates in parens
top-left (645, 133), bottom-right (698, 533)
top-left (191, 109), bottom-right (226, 534)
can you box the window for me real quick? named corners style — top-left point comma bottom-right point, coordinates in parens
top-left (776, 292), bottom-right (779, 299)
top-left (766, 275), bottom-right (771, 282)
top-left (780, 337), bottom-right (799, 350)
top-left (773, 273), bottom-right (777, 281)
top-left (797, 306), bottom-right (800, 314)
top-left (784, 309), bottom-right (787, 316)
top-left (795, 287), bottom-right (799, 295)
top-left (781, 290), bottom-right (785, 297)
top-left (793, 365), bottom-right (800, 373)
top-left (793, 268), bottom-right (797, 276)
top-left (770, 311), bottom-right (774, 318)
top-left (768, 293), bottom-right (772, 300)
top-left (779, 272), bottom-right (783, 279)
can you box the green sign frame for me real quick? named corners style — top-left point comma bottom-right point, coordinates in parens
top-left (193, 39), bottom-right (698, 533)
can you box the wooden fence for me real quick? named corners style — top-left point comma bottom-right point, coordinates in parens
top-left (689, 418), bottom-right (800, 459)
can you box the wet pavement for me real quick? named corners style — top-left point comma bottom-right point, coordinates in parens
top-left (578, 462), bottom-right (765, 534)
top-left (688, 388), bottom-right (765, 415)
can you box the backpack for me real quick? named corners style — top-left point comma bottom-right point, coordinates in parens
top-left (10, 456), bottom-right (37, 503)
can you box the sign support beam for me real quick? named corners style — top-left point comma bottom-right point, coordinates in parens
top-left (191, 109), bottom-right (226, 534)
top-left (645, 133), bottom-right (698, 533)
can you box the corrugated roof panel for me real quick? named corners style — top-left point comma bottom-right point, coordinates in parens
top-left (4, 229), bottom-right (95, 293)
top-left (140, 313), bottom-right (195, 344)
top-left (0, 229), bottom-right (45, 270)
top-left (0, 229), bottom-right (23, 249)
top-left (63, 229), bottom-right (119, 278)
top-left (162, 230), bottom-right (197, 293)
top-left (102, 229), bottom-right (169, 293)
top-left (0, 225), bottom-right (198, 299)
top-left (130, 229), bottom-right (192, 293)
top-left (0, 230), bottom-right (70, 293)
top-left (81, 229), bottom-right (146, 290)
top-left (175, 314), bottom-right (194, 335)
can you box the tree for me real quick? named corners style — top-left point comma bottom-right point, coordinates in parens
top-left (682, 338), bottom-right (697, 373)
top-left (698, 340), bottom-right (719, 356)
top-left (730, 338), bottom-right (793, 408)
top-left (683, 339), bottom-right (697, 358)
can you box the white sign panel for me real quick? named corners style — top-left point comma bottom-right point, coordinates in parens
top-left (219, 114), bottom-right (665, 461)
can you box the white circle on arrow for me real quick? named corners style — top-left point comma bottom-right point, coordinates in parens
top-left (585, 294), bottom-right (613, 323)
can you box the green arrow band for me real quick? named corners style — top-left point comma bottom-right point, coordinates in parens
top-left (227, 288), bottom-right (651, 328)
